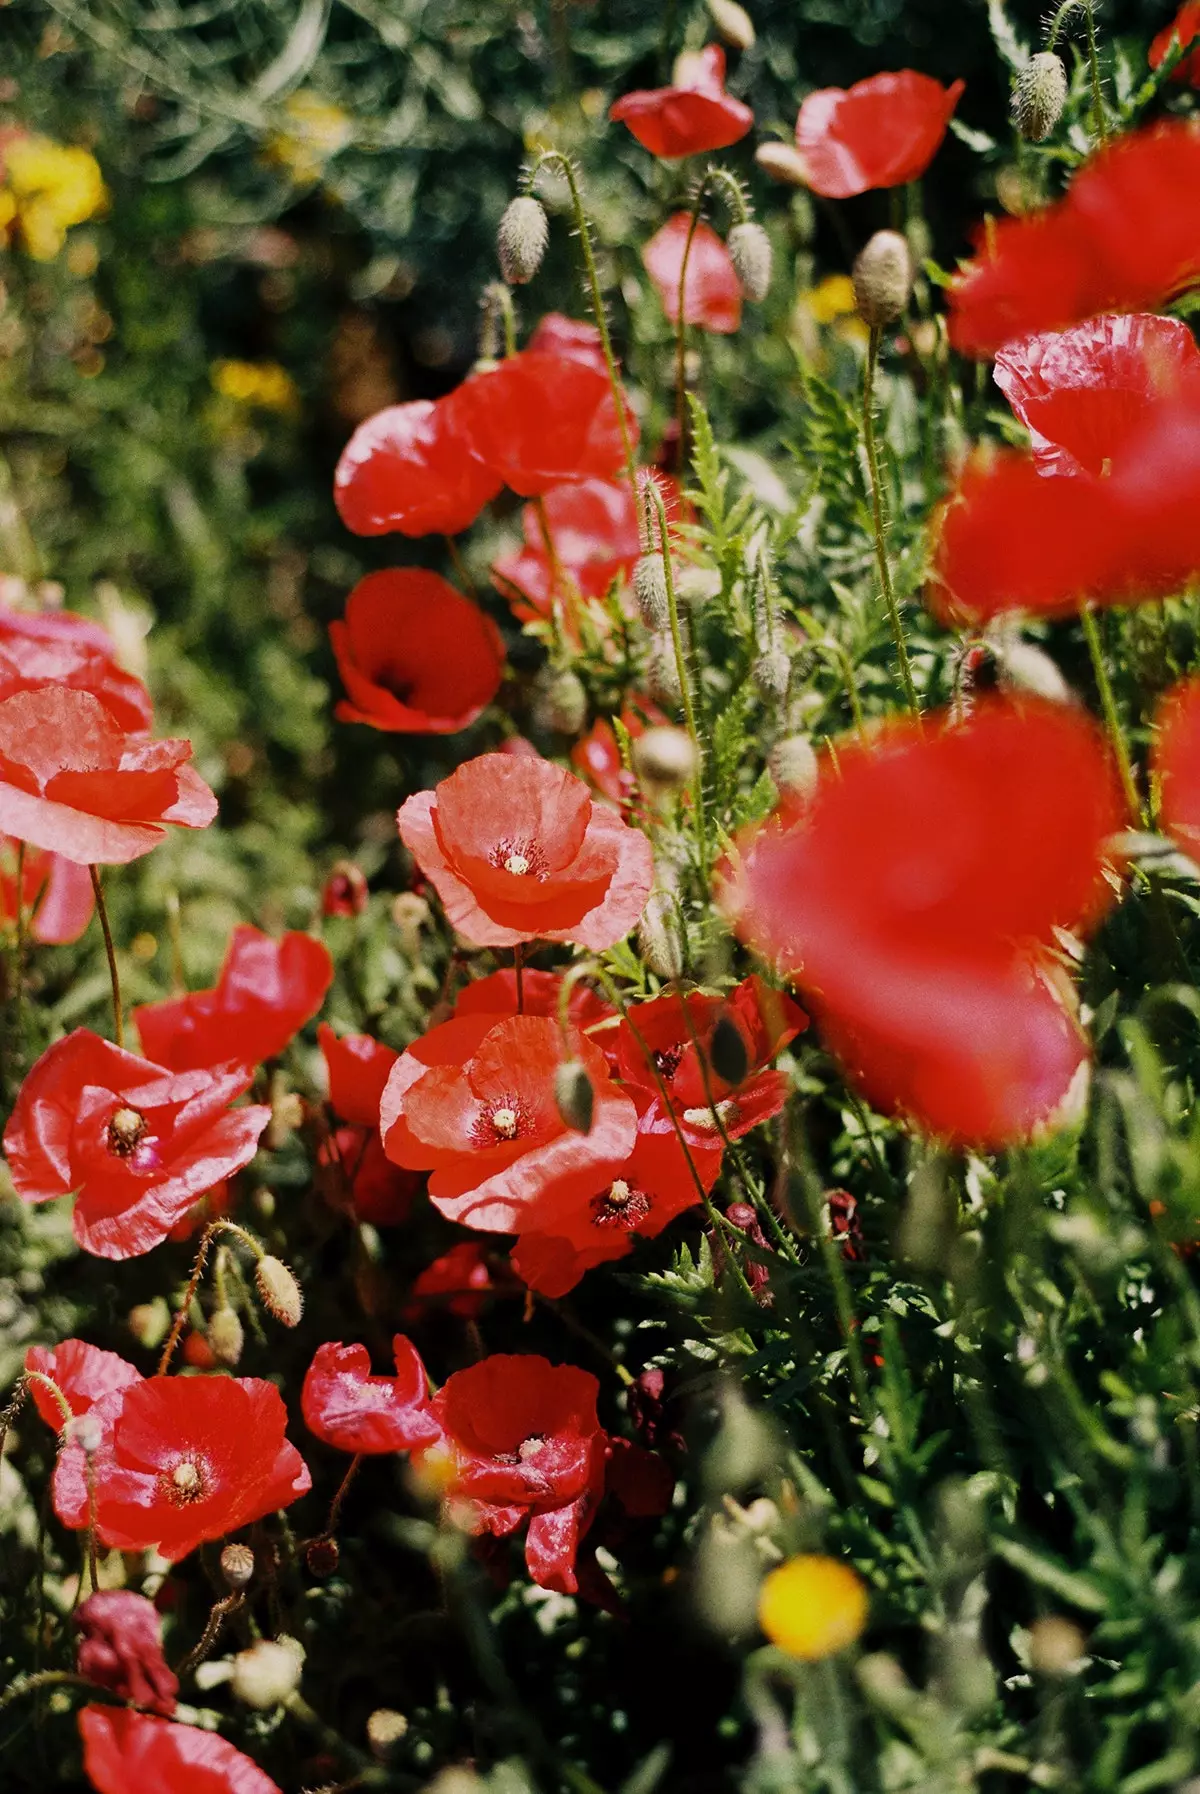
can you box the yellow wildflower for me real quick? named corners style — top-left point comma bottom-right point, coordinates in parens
top-left (211, 359), bottom-right (300, 414)
top-left (801, 274), bottom-right (857, 326)
top-left (2, 136), bottom-right (107, 261)
top-left (264, 92), bottom-right (352, 186)
top-left (757, 1553), bottom-right (868, 1661)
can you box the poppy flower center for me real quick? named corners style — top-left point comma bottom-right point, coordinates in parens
top-left (682, 1099), bottom-right (738, 1132)
top-left (591, 1177), bottom-right (652, 1231)
top-left (159, 1456), bottom-right (210, 1506)
top-left (473, 1096), bottom-right (531, 1147)
top-left (654, 1045), bottom-right (685, 1082)
top-left (491, 837), bottom-right (547, 879)
top-left (490, 1106), bottom-right (519, 1138)
top-left (106, 1106), bottom-right (148, 1157)
top-left (518, 1434), bottom-right (546, 1461)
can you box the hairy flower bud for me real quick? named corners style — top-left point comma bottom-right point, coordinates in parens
top-left (709, 1013), bottom-right (750, 1086)
top-left (231, 1638), bottom-right (303, 1710)
top-left (768, 733), bottom-right (819, 798)
top-left (638, 889), bottom-right (685, 981)
top-left (648, 633), bottom-right (683, 707)
top-left (532, 666), bottom-right (587, 736)
top-left (497, 195), bottom-right (548, 285)
top-left (755, 142), bottom-right (810, 187)
top-left (852, 230), bottom-right (913, 328)
top-left (632, 725), bottom-right (696, 794)
top-left (554, 1060), bottom-right (595, 1135)
top-left (220, 1543), bottom-right (256, 1590)
top-left (633, 554), bottom-right (670, 629)
top-left (255, 1256), bottom-right (303, 1328)
top-left (1012, 52), bottom-right (1068, 143)
top-left (207, 1306), bottom-right (244, 1367)
top-left (727, 222), bottom-right (772, 303)
top-left (753, 646), bottom-right (790, 703)
top-left (708, 0), bottom-right (755, 49)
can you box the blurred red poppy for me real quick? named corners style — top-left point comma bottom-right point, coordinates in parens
top-left (643, 214), bottom-right (742, 333)
top-left (610, 43), bottom-right (753, 159)
top-left (380, 1013), bottom-right (636, 1233)
top-left (80, 1706), bottom-right (283, 1794)
top-left (0, 687), bottom-right (215, 865)
top-left (1, 834), bottom-right (94, 943)
top-left (527, 313), bottom-right (608, 371)
top-left (75, 1591), bottom-right (179, 1716)
top-left (397, 751), bottom-right (653, 950)
top-left (419, 1352), bottom-right (609, 1593)
top-left (323, 1123), bottom-right (422, 1225)
top-left (0, 604), bottom-right (153, 733)
top-left (320, 859), bottom-right (369, 918)
top-left (318, 1022), bottom-right (397, 1126)
top-left (303, 1335), bottom-right (440, 1454)
top-left (450, 966), bottom-right (614, 1033)
top-left (405, 1240), bottom-right (506, 1319)
top-left (4, 1030), bottom-right (271, 1258)
top-left (330, 569), bottom-right (504, 734)
top-left (1149, 3), bottom-right (1200, 85)
top-left (491, 478), bottom-right (640, 624)
top-left (948, 121), bottom-right (1200, 357)
top-left (25, 1338), bottom-right (143, 1532)
top-left (93, 1374), bottom-right (310, 1560)
top-left (334, 396), bottom-right (501, 538)
top-left (724, 700), bottom-right (1125, 1148)
top-left (134, 924), bottom-right (334, 1072)
top-left (1153, 677), bottom-right (1200, 861)
top-left (445, 350), bottom-right (638, 497)
top-left (993, 313), bottom-right (1200, 477)
top-left (794, 70), bottom-right (963, 198)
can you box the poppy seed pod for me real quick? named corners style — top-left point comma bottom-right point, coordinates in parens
top-left (230, 1638), bottom-right (303, 1710)
top-left (852, 230), bottom-right (914, 328)
top-left (305, 1536), bottom-right (339, 1578)
top-left (727, 221), bottom-right (773, 303)
top-left (753, 646), bottom-right (791, 702)
top-left (632, 724), bottom-right (697, 793)
top-left (255, 1256), bottom-right (304, 1328)
top-left (708, 0), bottom-right (755, 49)
top-left (554, 1060), bottom-right (595, 1134)
top-left (532, 666), bottom-right (587, 737)
top-left (633, 554), bottom-right (670, 629)
top-left (755, 141), bottom-right (810, 186)
top-left (497, 195), bottom-right (549, 285)
top-left (207, 1306), bottom-right (244, 1367)
top-left (1012, 52), bottom-right (1068, 143)
top-left (709, 1013), bottom-right (751, 1086)
top-left (220, 1543), bottom-right (255, 1589)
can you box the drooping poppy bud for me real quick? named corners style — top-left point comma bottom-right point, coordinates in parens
top-left (768, 734), bottom-right (819, 797)
top-left (634, 555), bottom-right (669, 628)
top-left (555, 1059), bottom-right (596, 1134)
top-left (708, 0), bottom-right (755, 50)
top-left (852, 230), bottom-right (913, 327)
top-left (207, 1306), bottom-right (244, 1367)
top-left (532, 666), bottom-right (588, 736)
top-left (498, 195), bottom-right (549, 284)
top-left (632, 725), bottom-right (696, 794)
top-left (1012, 52), bottom-right (1067, 142)
top-left (231, 1638), bottom-right (304, 1709)
top-left (255, 1256), bottom-right (304, 1328)
top-left (752, 646), bottom-right (790, 702)
top-left (755, 142), bottom-right (810, 186)
top-left (727, 221), bottom-right (773, 302)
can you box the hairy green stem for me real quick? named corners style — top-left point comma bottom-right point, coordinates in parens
top-left (862, 328), bottom-right (919, 716)
top-left (647, 479), bottom-right (708, 871)
top-left (673, 167), bottom-right (751, 468)
top-left (158, 1219), bottom-right (265, 1375)
top-left (1080, 605), bottom-right (1143, 824)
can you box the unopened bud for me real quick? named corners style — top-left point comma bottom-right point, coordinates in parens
top-left (321, 860), bottom-right (368, 918)
top-left (367, 1709), bottom-right (409, 1758)
top-left (532, 666), bottom-right (587, 736)
top-left (497, 195), bottom-right (548, 285)
top-left (392, 889), bottom-right (431, 952)
top-left (675, 564), bottom-right (722, 608)
top-left (708, 0), bottom-right (755, 48)
top-left (1012, 52), bottom-right (1067, 143)
top-left (768, 733), bottom-right (819, 798)
top-left (632, 725), bottom-right (696, 793)
top-left (709, 1014), bottom-right (750, 1086)
top-left (305, 1537), bottom-right (340, 1579)
top-left (554, 1060), bottom-right (595, 1135)
top-left (127, 1298), bottom-right (170, 1349)
top-left (231, 1637), bottom-right (303, 1709)
top-left (207, 1306), bottom-right (244, 1367)
top-left (755, 141), bottom-right (809, 187)
top-left (638, 890), bottom-right (685, 981)
top-left (255, 1256), bottom-right (303, 1328)
top-left (852, 230), bottom-right (913, 329)
top-left (727, 222), bottom-right (772, 303)
top-left (1028, 1615), bottom-right (1087, 1677)
top-left (633, 554), bottom-right (669, 629)
top-left (993, 635), bottom-right (1072, 703)
top-left (220, 1543), bottom-right (255, 1589)
top-left (648, 633), bottom-right (683, 707)
top-left (753, 647), bottom-right (790, 703)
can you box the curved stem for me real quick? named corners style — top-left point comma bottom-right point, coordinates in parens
top-left (175, 1590), bottom-right (244, 1678)
top-left (1080, 604), bottom-right (1143, 824)
top-left (647, 480), bottom-right (708, 872)
top-left (323, 1452), bottom-right (363, 1538)
top-left (862, 327), bottom-right (919, 717)
top-left (158, 1219), bottom-right (265, 1375)
top-left (88, 867), bottom-right (124, 1048)
top-left (674, 205), bottom-right (704, 472)
top-left (24, 1369), bottom-right (74, 1432)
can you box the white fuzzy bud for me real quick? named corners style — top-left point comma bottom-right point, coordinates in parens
top-left (497, 196), bottom-right (548, 285)
top-left (638, 890), bottom-right (685, 981)
top-left (632, 725), bottom-right (697, 793)
top-left (707, 0), bottom-right (755, 49)
top-left (768, 734), bottom-right (819, 798)
top-left (231, 1638), bottom-right (303, 1709)
top-left (755, 142), bottom-right (810, 187)
top-left (753, 647), bottom-right (790, 703)
top-left (633, 554), bottom-right (670, 629)
top-left (207, 1306), bottom-right (244, 1367)
top-left (852, 230), bottom-right (913, 329)
top-left (648, 634), bottom-right (683, 707)
top-left (1012, 52), bottom-right (1068, 143)
top-left (727, 222), bottom-right (772, 303)
top-left (255, 1256), bottom-right (303, 1328)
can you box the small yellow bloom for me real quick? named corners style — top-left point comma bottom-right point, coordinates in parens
top-left (3, 136), bottom-right (107, 261)
top-left (757, 1553), bottom-right (868, 1661)
top-left (264, 92), bottom-right (352, 186)
top-left (801, 274), bottom-right (857, 326)
top-left (211, 359), bottom-right (299, 414)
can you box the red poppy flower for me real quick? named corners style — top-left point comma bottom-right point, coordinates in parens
top-left (948, 121), bottom-right (1200, 357)
top-left (527, 313), bottom-right (608, 372)
top-left (323, 1123), bottom-right (421, 1225)
top-left (0, 604), bottom-right (153, 733)
top-left (380, 1013), bottom-right (637, 1233)
top-left (1153, 676), bottom-right (1200, 861)
top-left (79, 1707), bottom-right (283, 1794)
top-left (794, 71), bottom-right (964, 198)
top-left (1, 834), bottom-right (94, 943)
top-left (450, 966), bottom-right (614, 1034)
top-left (334, 396), bottom-right (501, 538)
top-left (492, 478), bottom-right (641, 624)
top-left (610, 44), bottom-right (753, 160)
top-left (302, 1334), bottom-right (440, 1454)
top-left (25, 1338), bottom-right (143, 1531)
top-left (444, 350), bottom-right (638, 498)
top-left (0, 687), bottom-right (215, 865)
top-left (993, 313), bottom-right (1200, 477)
top-left (92, 1373), bottom-right (310, 1560)
top-left (75, 1591), bottom-right (178, 1716)
top-left (397, 751), bottom-right (653, 950)
top-left (643, 215), bottom-right (742, 333)
top-left (330, 569), bottom-right (504, 734)
top-left (1150, 3), bottom-right (1200, 85)
top-left (405, 1240), bottom-right (505, 1319)
top-left (724, 700), bottom-right (1125, 1148)
top-left (318, 1022), bottom-right (397, 1125)
top-left (134, 924), bottom-right (334, 1072)
top-left (4, 1031), bottom-right (272, 1258)
top-left (420, 1353), bottom-right (609, 1593)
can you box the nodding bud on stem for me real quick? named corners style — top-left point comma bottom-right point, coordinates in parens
top-left (497, 195), bottom-right (549, 285)
top-left (220, 1543), bottom-right (255, 1590)
top-left (554, 1061), bottom-right (595, 1134)
top-left (753, 647), bottom-right (791, 703)
top-left (768, 734), bottom-right (819, 798)
top-left (1012, 52), bottom-right (1068, 143)
top-left (207, 1307), bottom-right (244, 1367)
top-left (852, 230), bottom-right (914, 328)
top-left (648, 634), bottom-right (683, 707)
top-left (254, 1256), bottom-right (303, 1328)
top-left (709, 1014), bottom-right (750, 1087)
top-left (755, 142), bottom-right (810, 187)
top-left (532, 666), bottom-right (587, 736)
top-left (633, 725), bottom-right (697, 794)
top-left (708, 0), bottom-right (755, 49)
top-left (638, 889), bottom-right (685, 982)
top-left (727, 222), bottom-right (772, 303)
top-left (634, 555), bottom-right (670, 629)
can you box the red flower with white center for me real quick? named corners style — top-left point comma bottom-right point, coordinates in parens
top-left (25, 1338), bottom-right (142, 1531)
top-left (380, 1013), bottom-right (637, 1233)
top-left (134, 924), bottom-right (334, 1072)
top-left (79, 1706), bottom-right (283, 1794)
top-left (450, 967), bottom-right (614, 1033)
top-left (302, 1334), bottom-right (440, 1454)
top-left (724, 700), bottom-right (1125, 1149)
top-left (1, 833), bottom-right (94, 943)
top-left (1153, 677), bottom-right (1200, 863)
top-left (643, 215), bottom-right (742, 334)
top-left (330, 569), bottom-right (504, 734)
top-left (93, 1374), bottom-right (310, 1560)
top-left (1150, 3), bottom-right (1200, 85)
top-left (0, 603), bottom-right (153, 733)
top-left (794, 70), bottom-right (963, 198)
top-left (444, 350), bottom-right (638, 498)
top-left (418, 1352), bottom-right (610, 1593)
top-left (0, 686), bottom-right (215, 865)
top-left (610, 44), bottom-right (753, 160)
top-left (993, 313), bottom-right (1200, 478)
top-left (397, 751), bottom-right (653, 950)
top-left (947, 120), bottom-right (1200, 358)
top-left (4, 1031), bottom-right (272, 1259)
top-left (75, 1591), bottom-right (179, 1715)
top-left (333, 395), bottom-right (501, 538)
top-left (527, 312), bottom-right (608, 371)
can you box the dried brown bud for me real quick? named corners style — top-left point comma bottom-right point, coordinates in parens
top-left (305, 1537), bottom-right (340, 1579)
top-left (254, 1256), bottom-right (303, 1328)
top-left (852, 230), bottom-right (914, 328)
top-left (633, 554), bottom-right (669, 629)
top-left (755, 142), bottom-right (810, 187)
top-left (497, 195), bottom-right (549, 284)
top-left (632, 725), bottom-right (697, 793)
top-left (220, 1543), bottom-right (256, 1589)
top-left (1012, 52), bottom-right (1067, 143)
top-left (727, 222), bottom-right (772, 303)
top-left (207, 1307), bottom-right (244, 1367)
top-left (554, 1060), bottom-right (595, 1135)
